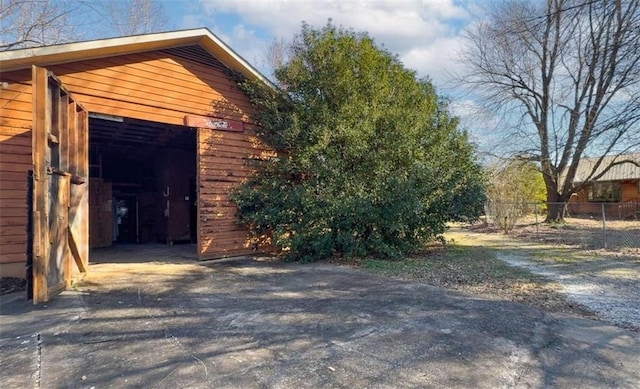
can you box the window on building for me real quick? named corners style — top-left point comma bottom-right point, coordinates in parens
top-left (587, 182), bottom-right (621, 202)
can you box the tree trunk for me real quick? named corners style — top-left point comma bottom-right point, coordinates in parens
top-left (546, 201), bottom-right (564, 222)
top-left (545, 190), bottom-right (567, 222)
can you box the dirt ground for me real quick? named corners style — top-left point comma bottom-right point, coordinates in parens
top-left (479, 216), bottom-right (640, 254)
top-left (0, 277), bottom-right (26, 295)
top-left (445, 227), bottom-right (640, 331)
top-left (354, 242), bottom-right (597, 321)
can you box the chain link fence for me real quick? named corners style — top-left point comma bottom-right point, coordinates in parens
top-left (482, 201), bottom-right (640, 252)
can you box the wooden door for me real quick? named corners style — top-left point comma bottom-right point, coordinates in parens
top-left (196, 127), bottom-right (205, 259)
top-left (31, 66), bottom-right (89, 304)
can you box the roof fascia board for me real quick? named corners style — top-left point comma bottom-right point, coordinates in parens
top-left (0, 28), bottom-right (275, 88)
top-left (198, 31), bottom-right (275, 89)
top-left (0, 29), bottom-right (207, 72)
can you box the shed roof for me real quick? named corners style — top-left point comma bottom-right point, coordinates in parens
top-left (573, 154), bottom-right (640, 182)
top-left (0, 28), bottom-right (274, 88)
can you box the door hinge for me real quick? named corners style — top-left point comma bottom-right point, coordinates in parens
top-left (46, 166), bottom-right (70, 176)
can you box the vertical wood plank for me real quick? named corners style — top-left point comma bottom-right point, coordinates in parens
top-left (45, 173), bottom-right (68, 295)
top-left (68, 101), bottom-right (77, 178)
top-left (196, 127), bottom-right (203, 259)
top-left (51, 175), bottom-right (70, 291)
top-left (67, 99), bottom-right (82, 276)
top-left (77, 108), bottom-right (89, 270)
top-left (31, 66), bottom-right (48, 304)
top-left (59, 92), bottom-right (69, 173)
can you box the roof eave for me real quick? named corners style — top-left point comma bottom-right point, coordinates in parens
top-left (196, 31), bottom-right (275, 89)
top-left (0, 28), bottom-right (275, 89)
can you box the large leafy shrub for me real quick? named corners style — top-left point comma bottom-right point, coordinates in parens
top-left (232, 23), bottom-right (485, 261)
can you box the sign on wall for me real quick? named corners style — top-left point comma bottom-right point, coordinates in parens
top-left (184, 115), bottom-right (244, 132)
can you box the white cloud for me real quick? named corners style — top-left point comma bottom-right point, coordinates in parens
top-left (192, 0), bottom-right (473, 86)
top-left (401, 35), bottom-right (466, 86)
top-left (228, 24), bottom-right (269, 70)
top-left (176, 1), bottom-right (508, 150)
top-left (181, 14), bottom-right (206, 29)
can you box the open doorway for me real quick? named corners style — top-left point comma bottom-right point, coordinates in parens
top-left (88, 115), bottom-right (197, 256)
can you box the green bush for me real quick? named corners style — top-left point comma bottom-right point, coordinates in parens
top-left (232, 22), bottom-right (485, 261)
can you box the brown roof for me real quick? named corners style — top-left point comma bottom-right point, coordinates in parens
top-left (573, 154), bottom-right (640, 182)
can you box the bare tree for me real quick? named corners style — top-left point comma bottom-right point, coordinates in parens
top-left (99, 0), bottom-right (168, 37)
top-left (0, 0), bottom-right (82, 50)
top-left (261, 37), bottom-right (293, 85)
top-left (0, 0), bottom-right (168, 51)
top-left (460, 0), bottom-right (640, 221)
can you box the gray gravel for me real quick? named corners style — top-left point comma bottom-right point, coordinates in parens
top-left (497, 252), bottom-right (640, 330)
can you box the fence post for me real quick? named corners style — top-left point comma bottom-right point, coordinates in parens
top-left (601, 203), bottom-right (607, 249)
top-left (535, 203), bottom-right (539, 236)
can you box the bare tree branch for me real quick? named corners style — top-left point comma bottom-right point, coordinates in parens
top-left (0, 0), bottom-right (169, 51)
top-left (98, 0), bottom-right (168, 37)
top-left (458, 0), bottom-right (640, 221)
top-left (0, 0), bottom-right (83, 49)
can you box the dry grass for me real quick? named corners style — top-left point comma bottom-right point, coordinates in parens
top-left (476, 216), bottom-right (640, 255)
top-left (350, 235), bottom-right (596, 318)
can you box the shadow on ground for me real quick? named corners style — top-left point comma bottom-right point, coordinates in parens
top-left (1, 248), bottom-right (639, 388)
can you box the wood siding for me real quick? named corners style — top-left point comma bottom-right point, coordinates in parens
top-left (198, 127), bottom-right (272, 258)
top-left (622, 180), bottom-right (640, 201)
top-left (48, 51), bottom-right (253, 125)
top-left (48, 51), bottom-right (263, 258)
top-left (0, 69), bottom-right (32, 266)
top-left (1, 48), bottom-right (265, 266)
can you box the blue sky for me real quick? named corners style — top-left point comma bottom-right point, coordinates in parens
top-left (161, 1), bottom-right (479, 88)
top-left (157, 0), bottom-right (491, 144)
top-left (151, 1), bottom-right (633, 160)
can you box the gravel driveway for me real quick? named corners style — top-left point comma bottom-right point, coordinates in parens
top-left (453, 229), bottom-right (640, 330)
top-left (498, 252), bottom-right (640, 330)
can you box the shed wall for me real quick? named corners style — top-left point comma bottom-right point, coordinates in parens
top-left (0, 69), bottom-right (32, 273)
top-left (0, 49), bottom-right (264, 271)
top-left (197, 128), bottom-right (271, 258)
top-left (48, 51), bottom-right (253, 125)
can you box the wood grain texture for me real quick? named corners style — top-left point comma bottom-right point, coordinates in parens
top-left (0, 72), bottom-right (32, 265)
top-left (48, 51), bottom-right (255, 125)
top-left (1, 48), bottom-right (266, 268)
top-left (197, 126), bottom-right (268, 259)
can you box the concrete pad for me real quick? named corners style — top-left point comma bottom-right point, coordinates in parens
top-left (0, 291), bottom-right (86, 388)
top-left (1, 257), bottom-right (639, 388)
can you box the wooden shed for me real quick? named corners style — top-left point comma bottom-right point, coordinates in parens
top-left (0, 29), bottom-right (273, 302)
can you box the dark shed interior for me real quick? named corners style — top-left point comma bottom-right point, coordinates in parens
top-left (88, 115), bottom-right (197, 248)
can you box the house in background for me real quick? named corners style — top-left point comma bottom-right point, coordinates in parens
top-left (0, 29), bottom-right (273, 302)
top-left (568, 154), bottom-right (640, 219)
